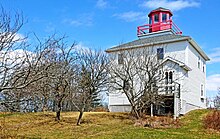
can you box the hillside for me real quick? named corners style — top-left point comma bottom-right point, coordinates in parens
top-left (1, 109), bottom-right (220, 139)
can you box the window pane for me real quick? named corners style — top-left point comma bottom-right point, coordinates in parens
top-left (154, 14), bottom-right (159, 23)
top-left (169, 71), bottom-right (173, 84)
top-left (201, 84), bottom-right (204, 96)
top-left (165, 72), bottom-right (168, 84)
top-left (149, 17), bottom-right (152, 24)
top-left (157, 48), bottom-right (164, 60)
top-left (118, 54), bottom-right (123, 64)
top-left (203, 62), bottom-right (205, 72)
top-left (162, 13), bottom-right (167, 22)
top-left (198, 56), bottom-right (200, 69)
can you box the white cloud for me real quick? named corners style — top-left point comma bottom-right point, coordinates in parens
top-left (75, 43), bottom-right (87, 50)
top-left (142, 0), bottom-right (200, 11)
top-left (0, 49), bottom-right (34, 65)
top-left (74, 42), bottom-right (98, 55)
top-left (14, 33), bottom-right (26, 42)
top-left (96, 0), bottom-right (108, 9)
top-left (63, 13), bottom-right (93, 27)
top-left (0, 32), bottom-right (27, 43)
top-left (113, 11), bottom-right (145, 22)
top-left (206, 74), bottom-right (220, 91)
top-left (207, 48), bottom-right (220, 64)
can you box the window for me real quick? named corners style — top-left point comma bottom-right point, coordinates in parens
top-left (154, 14), bottom-right (159, 23)
top-left (169, 71), bottom-right (173, 84)
top-left (123, 80), bottom-right (130, 91)
top-left (162, 13), bottom-right (167, 22)
top-left (201, 84), bottom-right (204, 97)
top-left (149, 17), bottom-right (152, 24)
top-left (165, 71), bottom-right (173, 93)
top-left (157, 48), bottom-right (164, 60)
top-left (202, 61), bottom-right (205, 72)
top-left (165, 72), bottom-right (168, 84)
top-left (201, 98), bottom-right (204, 103)
top-left (198, 56), bottom-right (200, 69)
top-left (118, 54), bottom-right (123, 64)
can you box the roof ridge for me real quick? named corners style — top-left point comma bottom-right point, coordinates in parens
top-left (106, 34), bottom-right (190, 52)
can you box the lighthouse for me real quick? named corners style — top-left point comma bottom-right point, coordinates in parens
top-left (137, 7), bottom-right (182, 37)
top-left (106, 7), bottom-right (209, 117)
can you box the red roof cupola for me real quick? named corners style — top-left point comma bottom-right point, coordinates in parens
top-left (137, 7), bottom-right (182, 37)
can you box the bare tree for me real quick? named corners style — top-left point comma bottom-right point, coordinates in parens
top-left (42, 39), bottom-right (77, 121)
top-left (108, 47), bottom-right (180, 118)
top-left (214, 88), bottom-right (220, 109)
top-left (72, 49), bottom-right (109, 125)
top-left (0, 8), bottom-right (57, 111)
top-left (0, 8), bottom-right (26, 92)
top-left (0, 34), bottom-right (68, 112)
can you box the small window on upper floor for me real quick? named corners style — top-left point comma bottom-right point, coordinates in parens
top-left (157, 48), bottom-right (164, 60)
top-left (203, 61), bottom-right (205, 72)
top-left (118, 53), bottom-right (123, 64)
top-left (162, 13), bottom-right (167, 22)
top-left (201, 84), bottom-right (204, 97)
top-left (154, 14), bottom-right (159, 23)
top-left (198, 56), bottom-right (200, 69)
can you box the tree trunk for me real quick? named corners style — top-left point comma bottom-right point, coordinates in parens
top-left (53, 100), bottom-right (56, 112)
top-left (55, 99), bottom-right (62, 121)
top-left (42, 97), bottom-right (48, 112)
top-left (150, 103), bottom-right (153, 117)
top-left (131, 105), bottom-right (140, 119)
top-left (77, 110), bottom-right (84, 125)
top-left (77, 105), bottom-right (85, 125)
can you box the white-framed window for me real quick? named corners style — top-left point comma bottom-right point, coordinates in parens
top-left (201, 84), bottom-right (204, 97)
top-left (118, 53), bottom-right (123, 64)
top-left (162, 13), bottom-right (167, 22)
top-left (154, 14), bottom-right (159, 23)
top-left (165, 71), bottom-right (174, 92)
top-left (157, 48), bottom-right (164, 60)
top-left (198, 56), bottom-right (200, 69)
top-left (202, 61), bottom-right (205, 72)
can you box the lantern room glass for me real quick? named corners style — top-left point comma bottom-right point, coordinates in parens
top-left (162, 13), bottom-right (167, 22)
top-left (154, 14), bottom-right (159, 23)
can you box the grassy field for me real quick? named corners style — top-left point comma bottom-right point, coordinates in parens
top-left (0, 109), bottom-right (220, 139)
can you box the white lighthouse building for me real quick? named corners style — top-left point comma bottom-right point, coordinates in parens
top-left (106, 7), bottom-right (210, 117)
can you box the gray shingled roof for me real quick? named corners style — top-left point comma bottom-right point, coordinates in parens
top-left (106, 34), bottom-right (190, 52)
top-left (153, 7), bottom-right (170, 12)
top-left (149, 7), bottom-right (172, 16)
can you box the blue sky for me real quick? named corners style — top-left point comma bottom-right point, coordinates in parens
top-left (1, 0), bottom-right (220, 99)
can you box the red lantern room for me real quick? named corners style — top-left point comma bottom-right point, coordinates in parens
top-left (137, 7), bottom-right (182, 37)
top-left (148, 7), bottom-right (173, 33)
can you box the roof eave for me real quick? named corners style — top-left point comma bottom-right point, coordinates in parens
top-left (105, 37), bottom-right (190, 53)
top-left (163, 56), bottom-right (192, 71)
top-left (148, 7), bottom-right (173, 17)
top-left (188, 39), bottom-right (210, 61)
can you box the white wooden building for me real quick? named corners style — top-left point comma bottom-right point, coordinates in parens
top-left (106, 7), bottom-right (209, 117)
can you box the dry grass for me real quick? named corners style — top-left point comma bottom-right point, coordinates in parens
top-left (134, 116), bottom-right (181, 128)
top-left (203, 110), bottom-right (220, 131)
top-left (0, 110), bottom-right (220, 139)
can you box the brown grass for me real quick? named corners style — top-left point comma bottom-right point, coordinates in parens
top-left (134, 116), bottom-right (181, 128)
top-left (0, 110), bottom-right (220, 139)
top-left (203, 110), bottom-right (220, 131)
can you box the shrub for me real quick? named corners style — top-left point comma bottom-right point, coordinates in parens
top-left (92, 106), bottom-right (109, 112)
top-left (134, 116), bottom-right (181, 128)
top-left (203, 110), bottom-right (220, 131)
